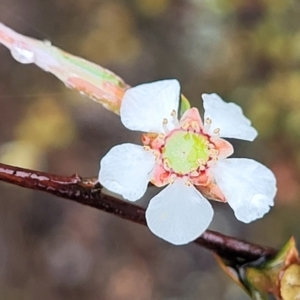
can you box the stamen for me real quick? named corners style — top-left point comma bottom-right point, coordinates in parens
top-left (163, 159), bottom-right (171, 171)
top-left (171, 109), bottom-right (179, 127)
top-left (197, 158), bottom-right (205, 166)
top-left (185, 180), bottom-right (192, 187)
top-left (181, 122), bottom-right (189, 130)
top-left (213, 128), bottom-right (220, 135)
top-left (162, 118), bottom-right (169, 134)
top-left (209, 149), bottom-right (219, 156)
top-left (205, 118), bottom-right (212, 125)
top-left (205, 117), bottom-right (212, 132)
top-left (143, 146), bottom-right (150, 151)
top-left (168, 174), bottom-right (176, 184)
top-left (152, 151), bottom-right (161, 160)
top-left (157, 133), bottom-right (165, 140)
top-left (191, 121), bottom-right (200, 132)
top-left (190, 170), bottom-right (200, 177)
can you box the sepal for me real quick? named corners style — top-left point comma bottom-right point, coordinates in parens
top-left (179, 94), bottom-right (191, 117)
top-left (216, 237), bottom-right (300, 300)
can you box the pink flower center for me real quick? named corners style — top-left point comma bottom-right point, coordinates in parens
top-left (141, 108), bottom-right (224, 187)
top-left (162, 129), bottom-right (210, 175)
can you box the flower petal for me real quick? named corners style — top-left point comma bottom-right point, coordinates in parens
top-left (145, 179), bottom-right (214, 245)
top-left (202, 93), bottom-right (258, 141)
top-left (99, 143), bottom-right (156, 201)
top-left (196, 180), bottom-right (226, 203)
top-left (151, 164), bottom-right (172, 187)
top-left (211, 158), bottom-right (277, 223)
top-left (210, 136), bottom-right (234, 160)
top-left (121, 80), bottom-right (180, 133)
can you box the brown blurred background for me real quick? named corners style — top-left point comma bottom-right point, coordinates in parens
top-left (0, 0), bottom-right (300, 299)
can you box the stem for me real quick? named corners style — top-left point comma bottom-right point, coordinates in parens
top-left (0, 162), bottom-right (277, 263)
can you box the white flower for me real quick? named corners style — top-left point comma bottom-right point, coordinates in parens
top-left (99, 80), bottom-right (277, 245)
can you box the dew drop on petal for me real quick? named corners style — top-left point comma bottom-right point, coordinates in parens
top-left (10, 42), bottom-right (35, 64)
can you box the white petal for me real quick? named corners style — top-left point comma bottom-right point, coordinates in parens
top-left (145, 179), bottom-right (213, 245)
top-left (211, 158), bottom-right (277, 223)
top-left (99, 143), bottom-right (155, 201)
top-left (202, 93), bottom-right (258, 141)
top-left (121, 80), bottom-right (180, 133)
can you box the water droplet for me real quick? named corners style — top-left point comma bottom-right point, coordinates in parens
top-left (11, 42), bottom-right (35, 64)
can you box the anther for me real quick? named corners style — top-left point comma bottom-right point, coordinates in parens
top-left (205, 118), bottom-right (212, 124)
top-left (209, 149), bottom-right (219, 156)
top-left (168, 174), bottom-right (176, 184)
top-left (190, 170), bottom-right (200, 177)
top-left (171, 109), bottom-right (179, 127)
top-left (181, 122), bottom-right (189, 130)
top-left (163, 159), bottom-right (171, 171)
top-left (153, 151), bottom-right (161, 159)
top-left (162, 118), bottom-right (169, 134)
top-left (185, 180), bottom-right (192, 187)
top-left (197, 159), bottom-right (205, 166)
top-left (205, 118), bottom-right (212, 132)
top-left (213, 128), bottom-right (220, 134)
top-left (191, 121), bottom-right (200, 132)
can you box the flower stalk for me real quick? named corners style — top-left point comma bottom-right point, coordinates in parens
top-left (0, 161), bottom-right (276, 263)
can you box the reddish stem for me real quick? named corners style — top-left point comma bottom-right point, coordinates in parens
top-left (0, 162), bottom-right (277, 262)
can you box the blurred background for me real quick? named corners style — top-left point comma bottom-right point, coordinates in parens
top-left (0, 0), bottom-right (300, 299)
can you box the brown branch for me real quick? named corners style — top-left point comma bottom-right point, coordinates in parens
top-left (0, 162), bottom-right (277, 263)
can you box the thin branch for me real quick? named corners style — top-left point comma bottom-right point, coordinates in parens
top-left (0, 162), bottom-right (277, 263)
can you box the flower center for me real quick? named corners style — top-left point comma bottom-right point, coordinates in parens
top-left (162, 129), bottom-right (209, 175)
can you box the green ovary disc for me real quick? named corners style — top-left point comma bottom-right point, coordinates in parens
top-left (162, 131), bottom-right (209, 174)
